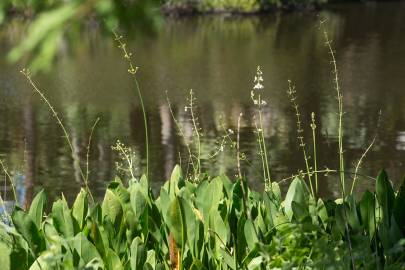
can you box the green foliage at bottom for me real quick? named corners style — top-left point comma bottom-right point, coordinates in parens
top-left (1, 167), bottom-right (405, 269)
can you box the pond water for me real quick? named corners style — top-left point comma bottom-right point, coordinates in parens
top-left (0, 3), bottom-right (404, 204)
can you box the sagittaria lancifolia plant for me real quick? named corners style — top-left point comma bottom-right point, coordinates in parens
top-left (0, 166), bottom-right (405, 269)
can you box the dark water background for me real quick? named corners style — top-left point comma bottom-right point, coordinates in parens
top-left (0, 2), bottom-right (404, 205)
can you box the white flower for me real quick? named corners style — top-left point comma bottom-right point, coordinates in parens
top-left (252, 66), bottom-right (264, 91)
top-left (254, 82), bottom-right (264, 90)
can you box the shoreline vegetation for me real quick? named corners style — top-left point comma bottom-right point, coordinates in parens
top-left (0, 21), bottom-right (404, 269)
top-left (1, 1), bottom-right (405, 269)
top-left (0, 0), bottom-right (399, 20)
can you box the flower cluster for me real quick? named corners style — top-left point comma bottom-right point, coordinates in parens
top-left (251, 66), bottom-right (267, 106)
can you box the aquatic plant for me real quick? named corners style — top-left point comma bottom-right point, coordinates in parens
top-left (0, 19), bottom-right (404, 270)
top-left (0, 167), bottom-right (404, 269)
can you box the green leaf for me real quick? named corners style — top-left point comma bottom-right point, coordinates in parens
top-left (217, 175), bottom-right (233, 198)
top-left (145, 250), bottom-right (156, 268)
top-left (102, 187), bottom-right (124, 230)
top-left (169, 165), bottom-right (183, 198)
top-left (72, 188), bottom-right (88, 229)
top-left (84, 257), bottom-right (104, 270)
top-left (105, 248), bottom-right (123, 270)
top-left (236, 216), bottom-right (247, 262)
top-left (130, 237), bottom-right (147, 269)
top-left (220, 248), bottom-right (236, 270)
top-left (28, 190), bottom-right (46, 229)
top-left (181, 198), bottom-right (199, 257)
top-left (291, 201), bottom-right (309, 222)
top-left (196, 177), bottom-right (223, 220)
top-left (316, 199), bottom-right (328, 229)
top-left (334, 204), bottom-right (344, 236)
top-left (209, 208), bottom-right (228, 253)
top-left (72, 232), bottom-right (102, 266)
top-left (0, 241), bottom-right (10, 270)
top-left (284, 177), bottom-right (310, 220)
top-left (393, 176), bottom-right (405, 232)
top-left (12, 206), bottom-right (44, 255)
top-left (359, 190), bottom-right (376, 240)
top-left (375, 169), bottom-right (395, 226)
top-left (51, 197), bottom-right (75, 238)
top-left (247, 256), bottom-right (264, 270)
top-left (130, 183), bottom-right (148, 221)
top-left (189, 258), bottom-right (207, 270)
top-left (244, 219), bottom-right (258, 251)
top-left (165, 197), bottom-right (185, 247)
top-left (345, 194), bottom-right (361, 232)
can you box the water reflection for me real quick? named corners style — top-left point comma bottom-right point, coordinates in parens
top-left (0, 3), bottom-right (404, 204)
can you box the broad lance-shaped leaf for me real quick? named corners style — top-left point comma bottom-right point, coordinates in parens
top-left (102, 188), bottom-right (124, 229)
top-left (284, 177), bottom-right (310, 220)
top-left (130, 182), bottom-right (147, 221)
top-left (12, 206), bottom-right (45, 255)
top-left (209, 208), bottom-right (228, 253)
top-left (189, 259), bottom-right (208, 270)
top-left (393, 176), bottom-right (405, 232)
top-left (165, 196), bottom-right (186, 247)
top-left (360, 190), bottom-right (376, 240)
top-left (169, 165), bottom-right (183, 198)
top-left (195, 177), bottom-right (223, 220)
top-left (131, 237), bottom-right (147, 269)
top-left (181, 198), bottom-right (199, 257)
top-left (317, 199), bottom-right (328, 229)
top-left (72, 188), bottom-right (88, 229)
top-left (244, 219), bottom-right (258, 251)
top-left (52, 197), bottom-right (75, 238)
top-left (4, 226), bottom-right (30, 270)
top-left (345, 194), bottom-right (361, 232)
top-left (105, 248), bottom-right (123, 270)
top-left (72, 232), bottom-right (103, 266)
top-left (0, 241), bottom-right (10, 270)
top-left (236, 216), bottom-right (247, 262)
top-left (28, 189), bottom-right (46, 228)
top-left (291, 201), bottom-right (309, 222)
top-left (376, 170), bottom-right (395, 226)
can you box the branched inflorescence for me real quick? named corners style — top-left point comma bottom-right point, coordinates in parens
top-left (251, 66), bottom-right (271, 190)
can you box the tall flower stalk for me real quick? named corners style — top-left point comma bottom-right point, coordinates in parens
top-left (251, 66), bottom-right (271, 189)
top-left (287, 80), bottom-right (315, 197)
top-left (321, 21), bottom-right (346, 196)
top-left (113, 32), bottom-right (149, 180)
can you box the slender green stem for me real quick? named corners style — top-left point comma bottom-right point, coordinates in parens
top-left (350, 136), bottom-right (376, 194)
top-left (85, 117), bottom-right (100, 203)
top-left (237, 113), bottom-right (242, 179)
top-left (321, 21), bottom-right (345, 197)
top-left (113, 31), bottom-right (149, 180)
top-left (311, 112), bottom-right (319, 195)
top-left (21, 70), bottom-right (94, 198)
top-left (189, 89), bottom-right (201, 178)
top-left (351, 111), bottom-right (380, 194)
top-left (166, 92), bottom-right (197, 177)
top-left (0, 159), bottom-right (17, 204)
top-left (254, 118), bottom-right (267, 186)
top-left (277, 168), bottom-right (376, 184)
top-left (287, 80), bottom-right (314, 196)
top-left (134, 78), bottom-right (149, 179)
top-left (258, 94), bottom-right (272, 185)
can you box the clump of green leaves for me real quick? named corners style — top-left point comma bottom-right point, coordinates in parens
top-left (1, 166), bottom-right (404, 269)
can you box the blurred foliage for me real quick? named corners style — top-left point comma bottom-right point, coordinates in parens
top-left (1, 0), bottom-right (162, 73)
top-left (163, 0), bottom-right (327, 12)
